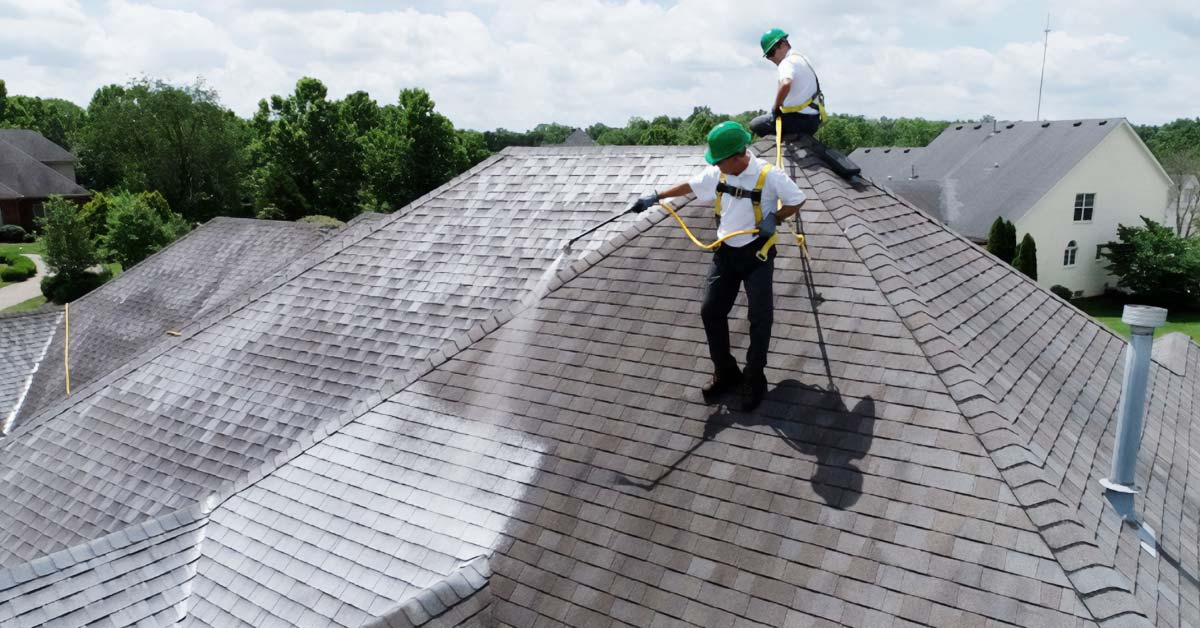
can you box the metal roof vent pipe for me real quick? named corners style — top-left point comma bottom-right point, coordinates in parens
top-left (1100, 304), bottom-right (1167, 556)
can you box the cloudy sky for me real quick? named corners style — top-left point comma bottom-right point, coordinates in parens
top-left (1, 0), bottom-right (1196, 130)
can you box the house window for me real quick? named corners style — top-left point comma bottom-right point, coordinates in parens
top-left (1073, 193), bottom-right (1095, 221)
top-left (1064, 240), bottom-right (1078, 267)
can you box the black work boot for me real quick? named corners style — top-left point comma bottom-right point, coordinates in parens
top-left (740, 371), bottom-right (768, 411)
top-left (701, 367), bottom-right (742, 403)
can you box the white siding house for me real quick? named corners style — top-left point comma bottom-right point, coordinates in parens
top-left (851, 119), bottom-right (1172, 297)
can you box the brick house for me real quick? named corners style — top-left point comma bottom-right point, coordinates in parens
top-left (0, 129), bottom-right (90, 231)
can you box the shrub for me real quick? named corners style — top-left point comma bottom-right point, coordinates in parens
top-left (22, 232), bottom-right (35, 243)
top-left (1014, 233), bottom-right (1038, 280)
top-left (298, 214), bottom-right (345, 228)
top-left (1101, 217), bottom-right (1200, 305)
top-left (0, 224), bottom-right (27, 243)
top-left (0, 252), bottom-right (37, 282)
top-left (101, 191), bottom-right (191, 268)
top-left (986, 217), bottom-right (1016, 263)
top-left (40, 267), bottom-right (111, 304)
top-left (1049, 285), bottom-right (1073, 300)
top-left (38, 196), bottom-right (98, 278)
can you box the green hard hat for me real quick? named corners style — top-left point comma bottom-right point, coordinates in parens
top-left (760, 28), bottom-right (788, 56)
top-left (705, 121), bottom-right (752, 165)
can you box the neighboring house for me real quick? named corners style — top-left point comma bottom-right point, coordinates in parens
top-left (851, 119), bottom-right (1172, 297)
top-left (0, 140), bottom-right (1195, 628)
top-left (559, 128), bottom-right (598, 146)
top-left (0, 130), bottom-right (90, 232)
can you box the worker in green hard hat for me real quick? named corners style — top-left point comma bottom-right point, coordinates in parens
top-left (630, 121), bottom-right (806, 411)
top-left (749, 28), bottom-right (827, 140)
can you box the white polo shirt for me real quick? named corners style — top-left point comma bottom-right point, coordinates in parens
top-left (688, 154), bottom-right (806, 248)
top-left (779, 51), bottom-right (820, 116)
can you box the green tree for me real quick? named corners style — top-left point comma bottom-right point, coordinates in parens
top-left (1141, 118), bottom-right (1200, 160)
top-left (455, 129), bottom-right (491, 169)
top-left (76, 78), bottom-right (248, 221)
top-left (253, 77), bottom-right (363, 220)
top-left (79, 191), bottom-right (115, 243)
top-left (530, 123), bottom-right (574, 145)
top-left (340, 90), bottom-right (380, 136)
top-left (1013, 233), bottom-right (1038, 280)
top-left (0, 79), bottom-right (7, 122)
top-left (986, 217), bottom-right (1017, 263)
top-left (358, 113), bottom-right (413, 213)
top-left (395, 88), bottom-right (463, 205)
top-left (1102, 217), bottom-right (1200, 304)
top-left (38, 196), bottom-right (98, 277)
top-left (0, 94), bottom-right (87, 150)
top-left (100, 191), bottom-right (191, 268)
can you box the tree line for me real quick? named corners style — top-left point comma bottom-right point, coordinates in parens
top-left (2, 77), bottom-right (1197, 228)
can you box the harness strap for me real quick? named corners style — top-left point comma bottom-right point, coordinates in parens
top-left (779, 53), bottom-right (828, 123)
top-left (714, 164), bottom-right (774, 223)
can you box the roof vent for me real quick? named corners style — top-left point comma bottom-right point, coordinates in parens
top-left (1006, 123), bottom-right (1015, 129)
top-left (910, 164), bottom-right (918, 179)
top-left (1099, 120), bottom-right (1109, 126)
top-left (884, 149), bottom-right (891, 154)
top-left (903, 148), bottom-right (911, 153)
top-left (1073, 121), bottom-right (1083, 127)
top-left (955, 125), bottom-right (963, 130)
top-left (1100, 305), bottom-right (1168, 557)
top-left (1042, 122), bottom-right (1051, 128)
top-left (973, 124), bottom-right (982, 130)
top-left (994, 162), bottom-right (1000, 168)
top-left (864, 148), bottom-right (872, 153)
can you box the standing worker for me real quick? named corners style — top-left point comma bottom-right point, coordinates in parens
top-left (631, 121), bottom-right (806, 410)
top-left (749, 28), bottom-right (826, 139)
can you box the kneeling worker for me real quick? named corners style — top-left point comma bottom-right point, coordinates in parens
top-left (749, 27), bottom-right (825, 140)
top-left (631, 121), bottom-right (806, 410)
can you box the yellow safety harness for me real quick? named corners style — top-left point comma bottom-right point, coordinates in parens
top-left (779, 53), bottom-right (828, 123)
top-left (657, 117), bottom-right (809, 262)
top-left (713, 164), bottom-right (779, 261)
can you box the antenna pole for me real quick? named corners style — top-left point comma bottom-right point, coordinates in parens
top-left (1036, 14), bottom-right (1051, 120)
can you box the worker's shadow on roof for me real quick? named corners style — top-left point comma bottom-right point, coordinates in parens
top-left (616, 380), bottom-right (876, 510)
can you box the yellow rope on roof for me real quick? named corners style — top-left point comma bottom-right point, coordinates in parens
top-left (64, 302), bottom-right (71, 396)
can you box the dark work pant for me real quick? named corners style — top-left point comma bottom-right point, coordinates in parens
top-left (750, 112), bottom-right (821, 138)
top-left (701, 239), bottom-right (775, 379)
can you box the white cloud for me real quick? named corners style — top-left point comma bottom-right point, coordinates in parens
top-left (0, 0), bottom-right (1194, 128)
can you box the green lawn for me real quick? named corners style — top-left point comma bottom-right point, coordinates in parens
top-left (0, 240), bottom-right (47, 257)
top-left (1073, 296), bottom-right (1200, 343)
top-left (1, 295), bottom-right (48, 314)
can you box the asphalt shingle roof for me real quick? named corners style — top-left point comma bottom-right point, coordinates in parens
top-left (850, 119), bottom-right (1126, 239)
top-left (0, 309), bottom-right (60, 433)
top-left (0, 140), bottom-right (1195, 627)
top-left (0, 131), bottom-right (87, 200)
top-left (11, 217), bottom-right (332, 431)
top-left (0, 147), bottom-right (702, 568)
top-left (0, 130), bottom-right (77, 163)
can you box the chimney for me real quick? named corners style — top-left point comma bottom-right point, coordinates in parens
top-left (1100, 305), bottom-right (1167, 555)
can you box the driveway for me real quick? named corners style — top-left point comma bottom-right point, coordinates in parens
top-left (0, 254), bottom-right (47, 311)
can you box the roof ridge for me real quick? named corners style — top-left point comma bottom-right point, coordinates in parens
top-left (824, 175), bottom-right (1153, 625)
top-left (364, 556), bottom-right (492, 627)
top-left (0, 503), bottom-right (205, 596)
top-left (0, 306), bottom-right (61, 323)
